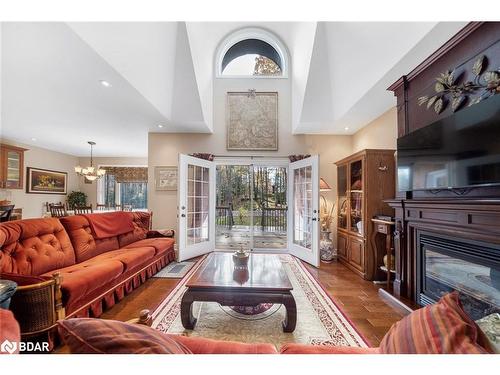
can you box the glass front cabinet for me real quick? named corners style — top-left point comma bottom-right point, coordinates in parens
top-left (335, 149), bottom-right (395, 280)
top-left (0, 144), bottom-right (27, 189)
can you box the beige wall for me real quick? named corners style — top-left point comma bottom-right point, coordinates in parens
top-left (352, 107), bottom-right (397, 153)
top-left (0, 139), bottom-right (80, 218)
top-left (78, 156), bottom-right (148, 206)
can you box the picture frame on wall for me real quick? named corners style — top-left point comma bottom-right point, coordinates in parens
top-left (155, 166), bottom-right (178, 191)
top-left (226, 91), bottom-right (278, 151)
top-left (26, 167), bottom-right (67, 194)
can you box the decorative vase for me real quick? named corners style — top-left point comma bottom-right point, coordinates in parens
top-left (320, 231), bottom-right (336, 263)
top-left (383, 254), bottom-right (395, 271)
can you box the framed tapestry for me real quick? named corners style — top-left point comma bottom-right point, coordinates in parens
top-left (155, 166), bottom-right (178, 191)
top-left (26, 167), bottom-right (67, 194)
top-left (226, 91), bottom-right (278, 151)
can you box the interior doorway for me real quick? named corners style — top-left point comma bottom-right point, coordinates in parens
top-left (215, 159), bottom-right (288, 251)
top-left (178, 154), bottom-right (320, 267)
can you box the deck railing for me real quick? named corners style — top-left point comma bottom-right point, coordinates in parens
top-left (216, 205), bottom-right (234, 229)
top-left (261, 207), bottom-right (287, 232)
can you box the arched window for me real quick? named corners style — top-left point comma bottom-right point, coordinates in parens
top-left (216, 28), bottom-right (288, 78)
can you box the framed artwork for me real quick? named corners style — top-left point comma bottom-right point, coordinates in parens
top-left (226, 91), bottom-right (278, 151)
top-left (26, 167), bottom-right (67, 194)
top-left (155, 166), bottom-right (178, 191)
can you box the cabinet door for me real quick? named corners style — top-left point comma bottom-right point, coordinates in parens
top-left (337, 232), bottom-right (348, 260)
top-left (348, 237), bottom-right (365, 272)
top-left (4, 148), bottom-right (23, 189)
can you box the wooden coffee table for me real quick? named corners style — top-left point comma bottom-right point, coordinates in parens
top-left (181, 252), bottom-right (296, 332)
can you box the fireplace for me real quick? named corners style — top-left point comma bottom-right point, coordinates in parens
top-left (416, 231), bottom-right (500, 320)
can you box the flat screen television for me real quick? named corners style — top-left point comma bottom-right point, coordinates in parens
top-left (397, 94), bottom-right (500, 191)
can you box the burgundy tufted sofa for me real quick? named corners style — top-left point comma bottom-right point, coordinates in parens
top-left (0, 212), bottom-right (175, 329)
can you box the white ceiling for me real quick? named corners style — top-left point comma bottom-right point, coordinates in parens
top-left (0, 21), bottom-right (468, 156)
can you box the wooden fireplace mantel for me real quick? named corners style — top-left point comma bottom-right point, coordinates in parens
top-left (385, 22), bottom-right (500, 307)
top-left (386, 198), bottom-right (500, 302)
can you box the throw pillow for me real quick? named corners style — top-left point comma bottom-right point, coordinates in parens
top-left (379, 291), bottom-right (493, 354)
top-left (57, 318), bottom-right (192, 354)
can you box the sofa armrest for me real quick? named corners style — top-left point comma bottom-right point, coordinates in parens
top-left (172, 335), bottom-right (277, 354)
top-left (147, 229), bottom-right (175, 238)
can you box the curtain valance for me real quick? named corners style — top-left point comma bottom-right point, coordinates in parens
top-left (102, 167), bottom-right (148, 183)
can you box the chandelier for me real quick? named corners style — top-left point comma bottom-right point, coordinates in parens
top-left (74, 141), bottom-right (106, 181)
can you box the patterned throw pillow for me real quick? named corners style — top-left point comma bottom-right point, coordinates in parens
top-left (57, 318), bottom-right (192, 354)
top-left (476, 313), bottom-right (500, 354)
top-left (379, 292), bottom-right (493, 354)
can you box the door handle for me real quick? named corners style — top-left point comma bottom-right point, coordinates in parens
top-left (181, 214), bottom-right (186, 218)
top-left (312, 217), bottom-right (317, 221)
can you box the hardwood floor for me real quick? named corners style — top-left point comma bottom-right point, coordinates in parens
top-left (302, 261), bottom-right (406, 345)
top-left (99, 256), bottom-right (406, 347)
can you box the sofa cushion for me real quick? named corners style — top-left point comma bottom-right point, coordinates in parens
top-left (92, 247), bottom-right (156, 271)
top-left (60, 215), bottom-right (120, 263)
top-left (42, 259), bottom-right (124, 309)
top-left (124, 238), bottom-right (175, 256)
top-left (0, 218), bottom-right (75, 276)
top-left (173, 335), bottom-right (277, 354)
top-left (117, 212), bottom-right (150, 248)
top-left (279, 343), bottom-right (378, 354)
top-left (379, 292), bottom-right (493, 354)
top-left (57, 318), bottom-right (192, 354)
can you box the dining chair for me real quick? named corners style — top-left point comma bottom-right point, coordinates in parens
top-left (74, 205), bottom-right (93, 215)
top-left (49, 204), bottom-right (68, 218)
top-left (123, 204), bottom-right (133, 212)
top-left (96, 204), bottom-right (107, 211)
top-left (0, 205), bottom-right (15, 222)
top-left (114, 204), bottom-right (122, 211)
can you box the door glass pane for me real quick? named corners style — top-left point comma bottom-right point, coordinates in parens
top-left (215, 165), bottom-right (251, 250)
top-left (337, 165), bottom-right (348, 230)
top-left (253, 166), bottom-right (287, 249)
top-left (187, 163), bottom-right (209, 244)
top-left (6, 151), bottom-right (20, 182)
top-left (350, 159), bottom-right (363, 234)
top-left (294, 165), bottom-right (312, 250)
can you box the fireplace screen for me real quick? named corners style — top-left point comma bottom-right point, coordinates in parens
top-left (421, 237), bottom-right (500, 321)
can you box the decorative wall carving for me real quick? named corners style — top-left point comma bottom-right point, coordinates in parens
top-left (417, 55), bottom-right (500, 114)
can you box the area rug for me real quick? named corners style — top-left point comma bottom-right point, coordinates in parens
top-left (152, 254), bottom-right (368, 349)
top-left (152, 261), bottom-right (196, 279)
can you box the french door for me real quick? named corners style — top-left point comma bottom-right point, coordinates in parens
top-left (288, 155), bottom-right (320, 267)
top-left (178, 154), bottom-right (215, 261)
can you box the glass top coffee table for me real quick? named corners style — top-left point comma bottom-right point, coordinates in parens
top-left (181, 252), bottom-right (297, 332)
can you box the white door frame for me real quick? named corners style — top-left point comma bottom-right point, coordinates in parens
top-left (178, 154), bottom-right (216, 261)
top-left (288, 155), bottom-right (320, 267)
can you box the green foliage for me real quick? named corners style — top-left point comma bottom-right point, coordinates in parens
top-left (67, 191), bottom-right (87, 210)
top-left (238, 207), bottom-right (248, 225)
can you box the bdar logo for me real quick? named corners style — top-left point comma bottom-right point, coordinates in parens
top-left (1, 339), bottom-right (17, 354)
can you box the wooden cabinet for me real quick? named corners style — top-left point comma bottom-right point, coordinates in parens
top-left (0, 144), bottom-right (27, 189)
top-left (335, 149), bottom-right (395, 280)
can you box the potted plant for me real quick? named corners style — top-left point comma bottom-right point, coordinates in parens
top-left (67, 191), bottom-right (88, 210)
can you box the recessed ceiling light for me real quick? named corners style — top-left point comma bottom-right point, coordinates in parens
top-left (31, 137), bottom-right (37, 141)
top-left (99, 80), bottom-right (112, 88)
top-left (344, 127), bottom-right (349, 131)
top-left (157, 124), bottom-right (164, 128)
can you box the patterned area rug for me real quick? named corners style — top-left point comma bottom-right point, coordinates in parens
top-left (152, 261), bottom-right (196, 279)
top-left (152, 254), bottom-right (368, 349)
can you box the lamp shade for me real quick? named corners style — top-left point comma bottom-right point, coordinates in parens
top-left (319, 178), bottom-right (332, 192)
